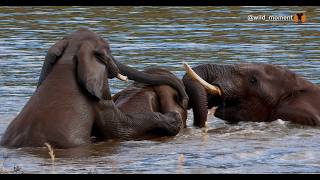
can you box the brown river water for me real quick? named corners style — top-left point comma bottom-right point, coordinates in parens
top-left (0, 6), bottom-right (320, 173)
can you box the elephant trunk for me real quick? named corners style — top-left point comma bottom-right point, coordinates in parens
top-left (182, 63), bottom-right (222, 127)
top-left (185, 80), bottom-right (208, 127)
top-left (113, 58), bottom-right (189, 109)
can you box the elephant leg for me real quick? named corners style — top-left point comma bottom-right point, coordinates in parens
top-left (93, 100), bottom-right (182, 140)
top-left (153, 85), bottom-right (187, 127)
top-left (37, 38), bottom-right (69, 88)
top-left (124, 111), bottom-right (182, 138)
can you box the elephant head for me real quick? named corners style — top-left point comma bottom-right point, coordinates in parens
top-left (37, 28), bottom-right (188, 108)
top-left (183, 63), bottom-right (320, 127)
top-left (37, 28), bottom-right (127, 101)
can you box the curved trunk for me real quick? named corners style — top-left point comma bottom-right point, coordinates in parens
top-left (113, 59), bottom-right (189, 109)
top-left (182, 65), bottom-right (212, 127)
top-left (184, 79), bottom-right (208, 127)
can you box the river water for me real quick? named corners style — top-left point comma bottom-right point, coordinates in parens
top-left (0, 6), bottom-right (320, 173)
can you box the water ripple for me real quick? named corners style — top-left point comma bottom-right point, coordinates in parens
top-left (0, 6), bottom-right (320, 174)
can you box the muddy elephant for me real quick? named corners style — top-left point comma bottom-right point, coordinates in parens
top-left (0, 28), bottom-right (188, 148)
top-left (112, 68), bottom-right (188, 128)
top-left (183, 63), bottom-right (320, 127)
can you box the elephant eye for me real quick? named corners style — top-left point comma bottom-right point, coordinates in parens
top-left (94, 51), bottom-right (104, 60)
top-left (94, 51), bottom-right (109, 65)
top-left (249, 75), bottom-right (258, 84)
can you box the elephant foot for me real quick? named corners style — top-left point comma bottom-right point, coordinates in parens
top-left (161, 111), bottom-right (183, 136)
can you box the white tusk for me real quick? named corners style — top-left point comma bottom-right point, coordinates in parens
top-left (116, 73), bottom-right (128, 82)
top-left (183, 63), bottom-right (222, 96)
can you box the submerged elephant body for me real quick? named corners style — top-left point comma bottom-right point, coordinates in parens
top-left (183, 63), bottom-right (320, 127)
top-left (113, 68), bottom-right (187, 128)
top-left (1, 29), bottom-right (186, 148)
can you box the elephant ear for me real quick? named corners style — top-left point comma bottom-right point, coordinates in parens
top-left (37, 38), bottom-right (69, 88)
top-left (274, 90), bottom-right (320, 126)
top-left (76, 41), bottom-right (107, 100)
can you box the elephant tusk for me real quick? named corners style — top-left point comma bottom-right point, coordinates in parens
top-left (116, 73), bottom-right (128, 82)
top-left (183, 63), bottom-right (222, 96)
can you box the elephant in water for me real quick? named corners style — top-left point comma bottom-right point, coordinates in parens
top-left (112, 68), bottom-right (188, 128)
top-left (0, 28), bottom-right (189, 148)
top-left (183, 63), bottom-right (320, 127)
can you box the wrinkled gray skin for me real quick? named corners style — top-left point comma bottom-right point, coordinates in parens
top-left (183, 63), bottom-right (320, 127)
top-left (113, 68), bottom-right (188, 129)
top-left (1, 28), bottom-right (184, 148)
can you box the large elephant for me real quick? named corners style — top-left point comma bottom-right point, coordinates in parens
top-left (112, 68), bottom-right (188, 128)
top-left (183, 63), bottom-right (320, 127)
top-left (0, 28), bottom-right (188, 148)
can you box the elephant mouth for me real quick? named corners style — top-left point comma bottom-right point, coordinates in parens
top-left (95, 52), bottom-right (128, 82)
top-left (183, 63), bottom-right (222, 96)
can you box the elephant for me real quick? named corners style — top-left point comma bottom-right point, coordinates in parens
top-left (183, 63), bottom-right (320, 127)
top-left (0, 28), bottom-right (188, 149)
top-left (112, 68), bottom-right (188, 128)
